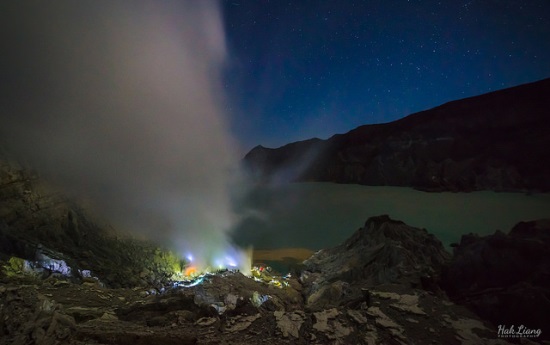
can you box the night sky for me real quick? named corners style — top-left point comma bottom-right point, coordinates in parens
top-left (222, 0), bottom-right (550, 151)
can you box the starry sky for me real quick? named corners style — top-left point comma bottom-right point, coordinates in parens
top-left (221, 0), bottom-right (550, 151)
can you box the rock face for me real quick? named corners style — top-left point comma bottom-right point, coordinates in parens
top-left (244, 78), bottom-right (550, 192)
top-left (442, 219), bottom-right (550, 340)
top-left (301, 215), bottom-right (451, 311)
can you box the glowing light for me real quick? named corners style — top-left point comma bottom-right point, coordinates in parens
top-left (225, 255), bottom-right (237, 267)
top-left (185, 266), bottom-right (197, 276)
top-left (180, 275), bottom-right (205, 288)
top-left (176, 244), bottom-right (253, 277)
top-left (173, 273), bottom-right (209, 288)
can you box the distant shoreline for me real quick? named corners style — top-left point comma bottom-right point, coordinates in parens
top-left (234, 183), bottom-right (550, 252)
top-left (253, 248), bottom-right (314, 263)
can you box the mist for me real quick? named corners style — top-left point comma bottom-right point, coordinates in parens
top-left (0, 1), bottom-right (247, 270)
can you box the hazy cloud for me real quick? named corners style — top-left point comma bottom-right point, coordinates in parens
top-left (0, 1), bottom-right (243, 265)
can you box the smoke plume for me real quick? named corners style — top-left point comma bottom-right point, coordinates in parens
top-left (0, 1), bottom-right (246, 269)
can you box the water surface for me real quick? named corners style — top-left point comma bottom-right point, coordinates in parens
top-left (233, 182), bottom-right (550, 250)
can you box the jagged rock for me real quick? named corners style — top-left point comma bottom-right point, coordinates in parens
top-left (371, 292), bottom-right (427, 316)
top-left (0, 286), bottom-right (76, 345)
top-left (367, 305), bottom-right (408, 343)
top-left (65, 306), bottom-right (104, 323)
top-left (441, 315), bottom-right (502, 345)
top-left (100, 312), bottom-right (118, 321)
top-left (327, 320), bottom-right (353, 340)
top-left (250, 290), bottom-right (270, 308)
top-left (366, 306), bottom-right (403, 331)
top-left (224, 313), bottom-right (261, 333)
top-left (301, 215), bottom-right (450, 310)
top-left (312, 308), bottom-right (340, 332)
top-left (347, 309), bottom-right (368, 324)
top-left (1, 256), bottom-right (42, 278)
top-left (274, 310), bottom-right (305, 338)
top-left (305, 280), bottom-right (350, 311)
top-left (363, 331), bottom-right (379, 345)
top-left (195, 317), bottom-right (218, 327)
top-left (442, 219), bottom-right (550, 340)
top-left (209, 302), bottom-right (226, 315)
top-left (146, 315), bottom-right (171, 327)
top-left (224, 293), bottom-right (239, 310)
top-left (170, 310), bottom-right (197, 324)
top-left (312, 308), bottom-right (354, 340)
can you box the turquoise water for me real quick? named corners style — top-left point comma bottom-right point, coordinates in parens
top-left (232, 182), bottom-right (550, 250)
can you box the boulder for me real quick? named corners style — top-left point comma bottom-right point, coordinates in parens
top-left (301, 215), bottom-right (450, 310)
top-left (442, 219), bottom-right (550, 339)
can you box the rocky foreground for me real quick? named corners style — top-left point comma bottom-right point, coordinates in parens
top-left (1, 155), bottom-right (549, 344)
top-left (2, 214), bottom-right (549, 345)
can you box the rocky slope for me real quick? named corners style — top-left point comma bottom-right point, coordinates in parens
top-left (2, 215), bottom-right (527, 345)
top-left (0, 155), bottom-right (185, 289)
top-left (300, 215), bottom-right (451, 311)
top-left (442, 219), bottom-right (550, 340)
top-left (244, 78), bottom-right (550, 192)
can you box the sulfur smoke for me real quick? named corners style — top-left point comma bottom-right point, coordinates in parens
top-left (0, 1), bottom-right (248, 271)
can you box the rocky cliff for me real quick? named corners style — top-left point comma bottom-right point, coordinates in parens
top-left (244, 78), bottom-right (550, 192)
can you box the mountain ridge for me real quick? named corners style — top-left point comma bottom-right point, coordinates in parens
top-left (244, 78), bottom-right (550, 191)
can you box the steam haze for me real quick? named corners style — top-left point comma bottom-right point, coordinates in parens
top-left (0, 1), bottom-right (243, 266)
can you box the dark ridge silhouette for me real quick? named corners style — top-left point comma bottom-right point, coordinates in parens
top-left (244, 78), bottom-right (550, 192)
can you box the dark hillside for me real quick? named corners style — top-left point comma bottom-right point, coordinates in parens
top-left (244, 78), bottom-right (550, 191)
